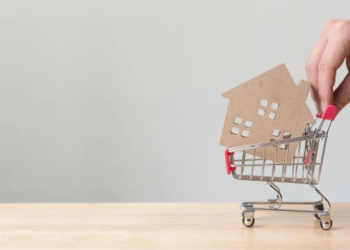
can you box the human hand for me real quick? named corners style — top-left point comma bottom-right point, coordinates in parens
top-left (305, 20), bottom-right (350, 115)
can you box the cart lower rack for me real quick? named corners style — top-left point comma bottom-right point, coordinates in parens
top-left (224, 105), bottom-right (337, 230)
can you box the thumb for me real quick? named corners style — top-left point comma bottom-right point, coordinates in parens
top-left (317, 40), bottom-right (347, 111)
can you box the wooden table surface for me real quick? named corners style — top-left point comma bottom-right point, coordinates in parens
top-left (0, 203), bottom-right (348, 249)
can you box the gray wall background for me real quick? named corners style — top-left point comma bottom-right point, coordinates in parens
top-left (0, 0), bottom-right (349, 202)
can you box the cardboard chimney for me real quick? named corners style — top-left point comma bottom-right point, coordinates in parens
top-left (220, 64), bottom-right (315, 163)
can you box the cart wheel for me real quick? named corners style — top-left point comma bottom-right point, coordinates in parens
top-left (242, 217), bottom-right (255, 227)
top-left (314, 214), bottom-right (320, 220)
top-left (320, 219), bottom-right (333, 230)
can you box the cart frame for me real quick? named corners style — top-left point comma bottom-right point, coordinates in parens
top-left (224, 105), bottom-right (337, 230)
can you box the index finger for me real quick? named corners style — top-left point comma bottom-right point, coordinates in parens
top-left (305, 36), bottom-right (328, 114)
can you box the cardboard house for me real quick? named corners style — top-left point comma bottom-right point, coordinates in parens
top-left (220, 64), bottom-right (315, 163)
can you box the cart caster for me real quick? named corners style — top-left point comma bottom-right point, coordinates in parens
top-left (320, 219), bottom-right (333, 230)
top-left (313, 203), bottom-right (324, 220)
top-left (242, 217), bottom-right (255, 227)
top-left (242, 204), bottom-right (253, 218)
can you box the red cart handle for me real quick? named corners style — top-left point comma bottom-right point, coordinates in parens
top-left (225, 149), bottom-right (235, 175)
top-left (316, 105), bottom-right (337, 121)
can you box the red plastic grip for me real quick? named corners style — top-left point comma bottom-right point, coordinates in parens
top-left (225, 149), bottom-right (235, 175)
top-left (316, 105), bottom-right (337, 121)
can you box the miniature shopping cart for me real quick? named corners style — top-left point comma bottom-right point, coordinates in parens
top-left (224, 105), bottom-right (337, 230)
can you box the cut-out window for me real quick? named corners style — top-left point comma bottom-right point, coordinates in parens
top-left (233, 117), bottom-right (242, 125)
top-left (268, 112), bottom-right (277, 120)
top-left (258, 109), bottom-right (266, 117)
top-left (244, 121), bottom-right (253, 128)
top-left (241, 130), bottom-right (250, 138)
top-left (271, 102), bottom-right (279, 110)
top-left (272, 129), bottom-right (280, 137)
top-left (230, 127), bottom-right (239, 135)
top-left (280, 133), bottom-right (291, 150)
top-left (260, 99), bottom-right (268, 107)
top-left (283, 132), bottom-right (291, 139)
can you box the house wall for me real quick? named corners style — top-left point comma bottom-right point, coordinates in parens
top-left (0, 0), bottom-right (349, 202)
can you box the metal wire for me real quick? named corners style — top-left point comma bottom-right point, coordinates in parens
top-left (229, 119), bottom-right (331, 185)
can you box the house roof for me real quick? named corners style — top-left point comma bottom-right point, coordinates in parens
top-left (222, 64), bottom-right (310, 104)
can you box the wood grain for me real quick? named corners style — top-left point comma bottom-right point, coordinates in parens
top-left (0, 203), bottom-right (348, 249)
